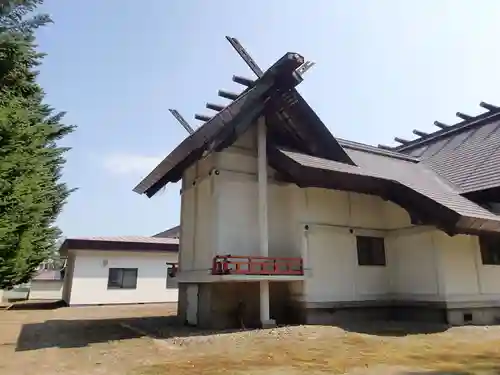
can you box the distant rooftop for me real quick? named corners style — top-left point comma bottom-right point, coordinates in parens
top-left (153, 225), bottom-right (180, 239)
top-left (60, 235), bottom-right (179, 255)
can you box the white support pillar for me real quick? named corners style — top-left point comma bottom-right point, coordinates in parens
top-left (257, 116), bottom-right (272, 326)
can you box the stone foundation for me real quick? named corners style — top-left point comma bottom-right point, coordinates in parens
top-left (303, 304), bottom-right (447, 325)
top-left (447, 307), bottom-right (500, 326)
top-left (176, 283), bottom-right (188, 324)
top-left (177, 283), bottom-right (500, 328)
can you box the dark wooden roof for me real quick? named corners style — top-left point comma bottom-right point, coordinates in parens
top-left (60, 236), bottom-right (179, 255)
top-left (268, 145), bottom-right (500, 235)
top-left (390, 106), bottom-right (500, 194)
top-left (134, 52), bottom-right (354, 197)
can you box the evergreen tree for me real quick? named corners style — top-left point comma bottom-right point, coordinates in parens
top-left (0, 1), bottom-right (75, 289)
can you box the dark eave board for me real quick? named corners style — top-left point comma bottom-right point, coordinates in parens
top-left (60, 238), bottom-right (179, 254)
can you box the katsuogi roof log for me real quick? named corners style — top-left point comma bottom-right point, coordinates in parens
top-left (480, 101), bottom-right (499, 111)
top-left (133, 52), bottom-right (307, 197)
top-left (394, 137), bottom-right (410, 145)
top-left (412, 129), bottom-right (428, 137)
top-left (434, 121), bottom-right (450, 129)
top-left (218, 90), bottom-right (240, 100)
top-left (456, 112), bottom-right (474, 121)
top-left (194, 114), bottom-right (211, 122)
top-left (206, 103), bottom-right (225, 112)
top-left (232, 75), bottom-right (255, 87)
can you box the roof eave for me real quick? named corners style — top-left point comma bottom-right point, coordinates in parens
top-left (61, 238), bottom-right (179, 253)
top-left (268, 147), bottom-right (477, 234)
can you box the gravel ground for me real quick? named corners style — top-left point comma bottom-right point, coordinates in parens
top-left (2, 304), bottom-right (500, 375)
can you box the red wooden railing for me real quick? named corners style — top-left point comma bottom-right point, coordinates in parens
top-left (212, 255), bottom-right (303, 276)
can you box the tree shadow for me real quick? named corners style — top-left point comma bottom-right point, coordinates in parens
top-left (8, 300), bottom-right (66, 311)
top-left (15, 315), bottom-right (258, 351)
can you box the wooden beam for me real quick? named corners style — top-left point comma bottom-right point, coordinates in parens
top-left (456, 112), bottom-right (474, 121)
top-left (394, 137), bottom-right (410, 145)
top-left (412, 129), bottom-right (428, 137)
top-left (168, 109), bottom-right (194, 135)
top-left (434, 121), bottom-right (449, 129)
top-left (232, 75), bottom-right (255, 87)
top-left (194, 114), bottom-right (211, 122)
top-left (480, 101), bottom-right (499, 111)
top-left (218, 90), bottom-right (239, 100)
top-left (206, 103), bottom-right (225, 112)
top-left (226, 36), bottom-right (264, 77)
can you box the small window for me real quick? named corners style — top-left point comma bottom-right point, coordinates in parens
top-left (356, 236), bottom-right (386, 266)
top-left (480, 236), bottom-right (500, 265)
top-left (107, 268), bottom-right (138, 289)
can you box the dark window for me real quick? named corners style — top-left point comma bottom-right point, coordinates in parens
top-left (166, 263), bottom-right (178, 289)
top-left (107, 268), bottom-right (138, 289)
top-left (463, 313), bottom-right (473, 323)
top-left (356, 236), bottom-right (386, 266)
top-left (479, 236), bottom-right (500, 265)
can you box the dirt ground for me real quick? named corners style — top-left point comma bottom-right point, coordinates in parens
top-left (1, 303), bottom-right (500, 375)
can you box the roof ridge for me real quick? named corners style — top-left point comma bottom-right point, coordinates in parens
top-left (392, 104), bottom-right (500, 152)
top-left (338, 138), bottom-right (420, 162)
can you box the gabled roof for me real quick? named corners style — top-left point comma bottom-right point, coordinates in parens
top-left (133, 52), bottom-right (354, 197)
top-left (389, 105), bottom-right (500, 194)
top-left (133, 48), bottom-right (500, 235)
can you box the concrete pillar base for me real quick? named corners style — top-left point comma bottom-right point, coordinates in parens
top-left (261, 319), bottom-right (277, 329)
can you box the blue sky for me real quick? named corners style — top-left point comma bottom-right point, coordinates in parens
top-left (35, 0), bottom-right (500, 237)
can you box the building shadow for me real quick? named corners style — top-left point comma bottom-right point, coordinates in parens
top-left (332, 320), bottom-right (450, 337)
top-left (15, 315), bottom-right (257, 351)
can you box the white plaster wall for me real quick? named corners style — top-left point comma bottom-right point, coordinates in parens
top-left (179, 156), bottom-right (215, 274)
top-left (29, 280), bottom-right (63, 300)
top-left (67, 250), bottom-right (178, 305)
top-left (179, 125), bottom-right (500, 306)
top-left (303, 226), bottom-right (390, 303)
top-left (386, 231), bottom-right (441, 299)
top-left (436, 232), bottom-right (500, 303)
